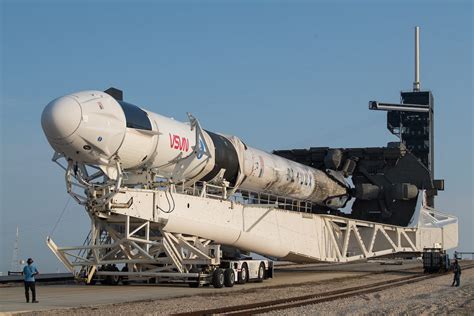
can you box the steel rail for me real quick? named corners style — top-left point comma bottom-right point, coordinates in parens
top-left (174, 264), bottom-right (474, 316)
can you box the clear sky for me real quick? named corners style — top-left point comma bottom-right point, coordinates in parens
top-left (0, 0), bottom-right (472, 273)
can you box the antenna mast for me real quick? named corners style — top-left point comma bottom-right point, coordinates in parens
top-left (413, 26), bottom-right (421, 91)
top-left (10, 226), bottom-right (20, 272)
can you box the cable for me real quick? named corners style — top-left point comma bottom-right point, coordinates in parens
top-left (158, 189), bottom-right (176, 214)
top-left (157, 190), bottom-right (172, 213)
top-left (49, 196), bottom-right (72, 237)
top-left (169, 190), bottom-right (176, 213)
top-left (164, 190), bottom-right (172, 213)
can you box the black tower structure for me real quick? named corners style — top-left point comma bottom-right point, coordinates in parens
top-left (369, 27), bottom-right (441, 207)
top-left (391, 91), bottom-right (434, 175)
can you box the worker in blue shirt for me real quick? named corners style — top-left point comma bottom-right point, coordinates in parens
top-left (451, 259), bottom-right (461, 287)
top-left (23, 258), bottom-right (39, 303)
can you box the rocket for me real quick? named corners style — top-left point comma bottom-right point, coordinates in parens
top-left (41, 89), bottom-right (349, 209)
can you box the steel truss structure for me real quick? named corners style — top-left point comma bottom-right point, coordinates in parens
top-left (48, 214), bottom-right (220, 283)
top-left (319, 206), bottom-right (457, 262)
top-left (47, 157), bottom-right (458, 282)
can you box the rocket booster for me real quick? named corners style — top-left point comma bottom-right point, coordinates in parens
top-left (41, 90), bottom-right (349, 209)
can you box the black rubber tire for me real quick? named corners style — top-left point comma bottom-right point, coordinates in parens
top-left (97, 267), bottom-right (107, 285)
top-left (237, 263), bottom-right (249, 285)
top-left (188, 268), bottom-right (200, 287)
top-left (100, 266), bottom-right (120, 285)
top-left (110, 266), bottom-right (120, 285)
top-left (212, 268), bottom-right (225, 288)
top-left (121, 266), bottom-right (130, 285)
top-left (224, 268), bottom-right (235, 287)
top-left (257, 262), bottom-right (265, 282)
top-left (188, 279), bottom-right (200, 288)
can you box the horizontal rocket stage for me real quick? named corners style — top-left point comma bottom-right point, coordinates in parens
top-left (41, 90), bottom-right (349, 209)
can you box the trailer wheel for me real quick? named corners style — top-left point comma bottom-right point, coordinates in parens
top-left (121, 266), bottom-right (129, 285)
top-left (188, 268), bottom-right (201, 287)
top-left (257, 262), bottom-right (265, 282)
top-left (100, 265), bottom-right (120, 285)
top-left (109, 266), bottom-right (120, 285)
top-left (98, 267), bottom-right (107, 285)
top-left (100, 275), bottom-right (109, 285)
top-left (212, 268), bottom-right (225, 288)
top-left (237, 263), bottom-right (249, 284)
top-left (224, 268), bottom-right (235, 287)
top-left (111, 275), bottom-right (120, 285)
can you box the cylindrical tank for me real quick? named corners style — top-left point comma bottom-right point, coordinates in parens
top-left (41, 90), bottom-right (349, 208)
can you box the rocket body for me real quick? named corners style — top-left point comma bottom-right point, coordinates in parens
top-left (41, 90), bottom-right (348, 208)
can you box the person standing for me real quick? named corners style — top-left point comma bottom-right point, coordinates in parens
top-left (451, 259), bottom-right (461, 287)
top-left (23, 258), bottom-right (39, 303)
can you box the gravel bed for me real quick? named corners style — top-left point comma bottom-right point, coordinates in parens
top-left (268, 269), bottom-right (474, 315)
top-left (18, 269), bottom-right (472, 315)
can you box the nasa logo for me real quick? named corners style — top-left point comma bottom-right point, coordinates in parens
top-left (197, 138), bottom-right (206, 159)
top-left (169, 133), bottom-right (189, 152)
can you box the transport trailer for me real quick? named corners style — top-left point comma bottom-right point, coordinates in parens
top-left (188, 258), bottom-right (273, 288)
top-left (48, 218), bottom-right (276, 289)
top-left (85, 258), bottom-right (273, 288)
top-left (224, 258), bottom-right (273, 285)
top-left (47, 179), bottom-right (456, 288)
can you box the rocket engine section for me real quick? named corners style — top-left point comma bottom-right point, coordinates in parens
top-left (41, 89), bottom-right (349, 209)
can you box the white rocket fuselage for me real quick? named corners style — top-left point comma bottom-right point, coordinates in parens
top-left (41, 90), bottom-right (348, 208)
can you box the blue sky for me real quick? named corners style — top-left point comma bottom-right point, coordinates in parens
top-left (0, 0), bottom-right (472, 272)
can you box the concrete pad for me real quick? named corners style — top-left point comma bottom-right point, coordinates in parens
top-left (0, 260), bottom-right (425, 314)
top-left (0, 270), bottom-right (363, 314)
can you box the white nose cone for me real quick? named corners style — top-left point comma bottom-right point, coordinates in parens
top-left (41, 96), bottom-right (82, 140)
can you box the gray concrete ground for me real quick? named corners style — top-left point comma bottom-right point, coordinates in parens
top-left (0, 260), bottom-right (423, 314)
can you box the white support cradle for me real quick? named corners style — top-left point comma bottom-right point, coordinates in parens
top-left (47, 179), bottom-right (458, 281)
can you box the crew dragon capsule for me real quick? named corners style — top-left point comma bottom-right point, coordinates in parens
top-left (41, 89), bottom-right (349, 209)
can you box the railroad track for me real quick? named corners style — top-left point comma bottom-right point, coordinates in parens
top-left (175, 264), bottom-right (474, 316)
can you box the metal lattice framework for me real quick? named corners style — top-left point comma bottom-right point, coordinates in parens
top-left (320, 216), bottom-right (418, 262)
top-left (47, 215), bottom-right (220, 283)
